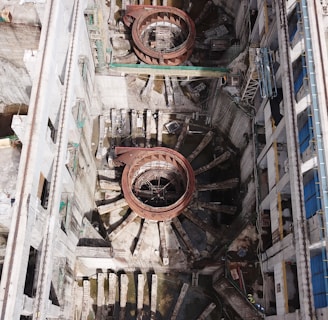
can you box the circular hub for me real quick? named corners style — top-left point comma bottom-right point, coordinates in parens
top-left (120, 147), bottom-right (195, 221)
top-left (124, 6), bottom-right (196, 65)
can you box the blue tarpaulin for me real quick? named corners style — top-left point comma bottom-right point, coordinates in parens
top-left (304, 171), bottom-right (321, 219)
top-left (311, 253), bottom-right (328, 308)
top-left (294, 68), bottom-right (307, 94)
top-left (299, 116), bottom-right (312, 154)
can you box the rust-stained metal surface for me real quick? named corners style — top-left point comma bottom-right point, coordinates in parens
top-left (115, 146), bottom-right (195, 221)
top-left (123, 5), bottom-right (196, 65)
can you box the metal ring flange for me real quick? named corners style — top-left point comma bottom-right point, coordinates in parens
top-left (116, 147), bottom-right (195, 221)
top-left (124, 5), bottom-right (196, 66)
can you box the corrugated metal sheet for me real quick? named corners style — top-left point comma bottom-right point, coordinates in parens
top-left (311, 253), bottom-right (328, 308)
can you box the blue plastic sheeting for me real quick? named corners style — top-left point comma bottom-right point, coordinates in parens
top-left (299, 116), bottom-right (313, 154)
top-left (304, 171), bottom-right (321, 219)
top-left (289, 26), bottom-right (298, 42)
top-left (311, 253), bottom-right (328, 308)
top-left (294, 68), bottom-right (307, 94)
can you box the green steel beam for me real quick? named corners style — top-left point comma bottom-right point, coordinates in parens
top-left (109, 63), bottom-right (229, 78)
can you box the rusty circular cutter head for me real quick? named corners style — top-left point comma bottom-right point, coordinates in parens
top-left (115, 147), bottom-right (195, 221)
top-left (123, 5), bottom-right (196, 66)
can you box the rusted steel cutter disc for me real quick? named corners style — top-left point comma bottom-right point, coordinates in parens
top-left (123, 5), bottom-right (196, 65)
top-left (115, 147), bottom-right (195, 221)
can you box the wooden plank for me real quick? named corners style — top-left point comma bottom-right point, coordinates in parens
top-left (170, 283), bottom-right (189, 320)
top-left (158, 222), bottom-right (169, 266)
top-left (108, 211), bottom-right (138, 241)
top-left (197, 302), bottom-right (216, 320)
top-left (150, 274), bottom-right (158, 319)
top-left (137, 274), bottom-right (145, 317)
top-left (96, 273), bottom-right (105, 320)
top-left (172, 217), bottom-right (200, 258)
top-left (81, 280), bottom-right (90, 320)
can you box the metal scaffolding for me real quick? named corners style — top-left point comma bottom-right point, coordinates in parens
top-left (241, 47), bottom-right (259, 104)
top-left (256, 48), bottom-right (277, 99)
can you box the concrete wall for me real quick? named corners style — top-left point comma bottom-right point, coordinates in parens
top-left (240, 142), bottom-right (254, 183)
top-left (211, 90), bottom-right (252, 151)
top-left (0, 0), bottom-right (100, 318)
top-left (0, 0), bottom-right (44, 112)
top-left (0, 18), bottom-right (41, 111)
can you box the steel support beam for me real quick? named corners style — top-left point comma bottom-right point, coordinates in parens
top-left (109, 64), bottom-right (228, 78)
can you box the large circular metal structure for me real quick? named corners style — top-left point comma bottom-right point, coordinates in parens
top-left (115, 147), bottom-right (195, 221)
top-left (123, 5), bottom-right (196, 65)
